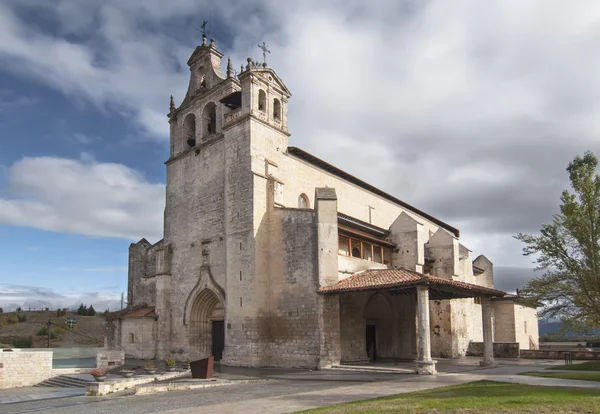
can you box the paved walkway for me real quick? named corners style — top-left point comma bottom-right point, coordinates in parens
top-left (162, 360), bottom-right (600, 414)
top-left (0, 387), bottom-right (83, 405)
top-left (0, 358), bottom-right (596, 413)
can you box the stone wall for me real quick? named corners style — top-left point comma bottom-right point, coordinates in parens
top-left (120, 318), bottom-right (157, 359)
top-left (492, 300), bottom-right (516, 342)
top-left (514, 305), bottom-right (539, 350)
top-left (0, 350), bottom-right (53, 389)
top-left (264, 207), bottom-right (320, 368)
top-left (521, 350), bottom-right (600, 360)
top-left (96, 349), bottom-right (124, 370)
top-left (466, 341), bottom-right (520, 358)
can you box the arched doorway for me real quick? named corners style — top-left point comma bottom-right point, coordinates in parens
top-left (189, 289), bottom-right (225, 361)
top-left (363, 293), bottom-right (394, 361)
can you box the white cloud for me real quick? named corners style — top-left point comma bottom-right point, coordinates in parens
top-left (0, 0), bottom-right (600, 284)
top-left (0, 284), bottom-right (121, 312)
top-left (0, 155), bottom-right (164, 241)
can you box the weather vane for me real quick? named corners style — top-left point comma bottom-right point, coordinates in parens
top-left (197, 6), bottom-right (213, 41)
top-left (258, 42), bottom-right (271, 66)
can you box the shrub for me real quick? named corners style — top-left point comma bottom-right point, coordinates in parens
top-left (144, 361), bottom-right (155, 370)
top-left (17, 314), bottom-right (27, 322)
top-left (12, 336), bottom-right (33, 348)
top-left (165, 359), bottom-right (176, 367)
top-left (35, 326), bottom-right (57, 339)
top-left (0, 317), bottom-right (7, 327)
top-left (8, 315), bottom-right (18, 324)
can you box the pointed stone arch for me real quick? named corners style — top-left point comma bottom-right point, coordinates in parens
top-left (183, 267), bottom-right (225, 326)
top-left (363, 293), bottom-right (395, 361)
top-left (187, 288), bottom-right (224, 355)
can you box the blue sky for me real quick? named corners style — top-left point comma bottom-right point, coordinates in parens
top-left (2, 0), bottom-right (600, 311)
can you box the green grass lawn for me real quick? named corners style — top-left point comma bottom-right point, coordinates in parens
top-left (299, 380), bottom-right (600, 413)
top-left (521, 370), bottom-right (600, 382)
top-left (550, 361), bottom-right (600, 371)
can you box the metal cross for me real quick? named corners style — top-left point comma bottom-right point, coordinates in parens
top-left (200, 20), bottom-right (208, 37)
top-left (258, 42), bottom-right (271, 65)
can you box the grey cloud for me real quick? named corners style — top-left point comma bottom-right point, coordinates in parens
top-left (494, 266), bottom-right (539, 294)
top-left (0, 284), bottom-right (121, 312)
top-left (1, 0), bottom-right (600, 269)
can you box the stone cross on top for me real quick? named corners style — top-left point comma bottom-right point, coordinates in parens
top-left (258, 42), bottom-right (270, 67)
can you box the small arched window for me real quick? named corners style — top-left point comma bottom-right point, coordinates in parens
top-left (202, 102), bottom-right (217, 137)
top-left (298, 193), bottom-right (309, 209)
top-left (183, 113), bottom-right (196, 147)
top-left (273, 98), bottom-right (281, 120)
top-left (258, 89), bottom-right (266, 112)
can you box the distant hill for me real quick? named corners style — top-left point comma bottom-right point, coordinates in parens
top-left (539, 321), bottom-right (563, 335)
top-left (539, 320), bottom-right (600, 338)
top-left (0, 310), bottom-right (105, 348)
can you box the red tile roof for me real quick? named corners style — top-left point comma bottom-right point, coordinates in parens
top-left (317, 268), bottom-right (505, 297)
top-left (120, 307), bottom-right (156, 319)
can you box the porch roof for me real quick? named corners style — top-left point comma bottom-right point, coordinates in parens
top-left (317, 268), bottom-right (505, 299)
top-left (119, 306), bottom-right (156, 319)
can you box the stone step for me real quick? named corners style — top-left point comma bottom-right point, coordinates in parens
top-left (326, 365), bottom-right (414, 374)
top-left (35, 375), bottom-right (92, 388)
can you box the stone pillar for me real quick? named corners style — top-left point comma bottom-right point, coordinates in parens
top-left (155, 244), bottom-right (172, 360)
top-left (480, 297), bottom-right (498, 367)
top-left (415, 285), bottom-right (437, 374)
top-left (315, 188), bottom-right (341, 368)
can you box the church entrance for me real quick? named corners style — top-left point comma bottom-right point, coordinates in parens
top-left (211, 320), bottom-right (225, 361)
top-left (189, 289), bottom-right (224, 357)
top-left (366, 324), bottom-right (377, 361)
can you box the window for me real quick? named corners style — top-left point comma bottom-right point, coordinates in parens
top-left (373, 246), bottom-right (382, 263)
top-left (338, 235), bottom-right (350, 256)
top-left (474, 297), bottom-right (482, 305)
top-left (202, 102), bottom-right (217, 137)
top-left (340, 236), bottom-right (392, 265)
top-left (351, 240), bottom-right (361, 258)
top-left (273, 98), bottom-right (281, 120)
top-left (524, 321), bottom-right (527, 334)
top-left (130, 333), bottom-right (135, 344)
top-left (258, 89), bottom-right (266, 112)
top-left (183, 113), bottom-right (196, 147)
top-left (368, 206), bottom-right (375, 224)
top-left (383, 247), bottom-right (392, 265)
top-left (298, 193), bottom-right (309, 209)
top-left (362, 242), bottom-right (373, 261)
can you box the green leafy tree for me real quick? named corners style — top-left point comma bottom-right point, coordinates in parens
top-left (77, 303), bottom-right (87, 315)
top-left (87, 305), bottom-right (96, 316)
top-left (516, 151), bottom-right (600, 331)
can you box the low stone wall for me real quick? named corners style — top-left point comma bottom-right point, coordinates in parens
top-left (85, 371), bottom-right (188, 396)
top-left (466, 342), bottom-right (520, 358)
top-left (0, 350), bottom-right (53, 389)
top-left (521, 349), bottom-right (600, 360)
top-left (96, 350), bottom-right (124, 369)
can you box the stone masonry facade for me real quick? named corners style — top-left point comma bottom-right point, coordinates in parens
top-left (114, 35), bottom-right (539, 368)
top-left (0, 350), bottom-right (53, 389)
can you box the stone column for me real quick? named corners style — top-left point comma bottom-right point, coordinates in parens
top-left (480, 297), bottom-right (498, 367)
top-left (315, 188), bottom-right (341, 368)
top-left (415, 285), bottom-right (437, 374)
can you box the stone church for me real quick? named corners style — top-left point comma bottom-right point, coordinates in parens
top-left (108, 35), bottom-right (538, 373)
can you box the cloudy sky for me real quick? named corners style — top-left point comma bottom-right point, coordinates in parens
top-left (1, 0), bottom-right (599, 311)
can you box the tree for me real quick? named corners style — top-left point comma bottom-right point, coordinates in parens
top-left (16, 306), bottom-right (22, 312)
top-left (77, 303), bottom-right (87, 315)
top-left (87, 305), bottom-right (96, 316)
top-left (516, 151), bottom-right (600, 331)
top-left (0, 308), bottom-right (3, 313)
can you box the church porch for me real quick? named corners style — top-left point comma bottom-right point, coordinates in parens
top-left (318, 268), bottom-right (505, 374)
